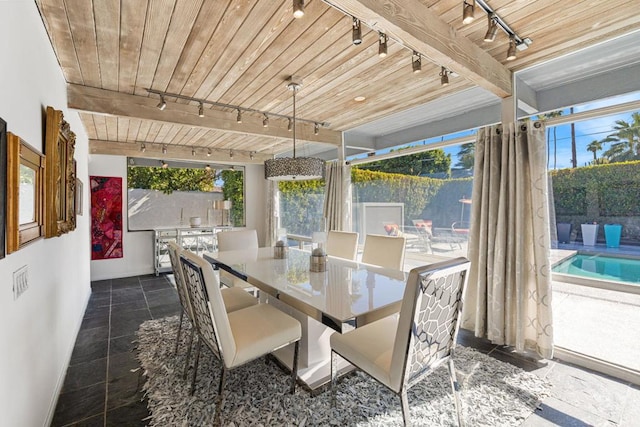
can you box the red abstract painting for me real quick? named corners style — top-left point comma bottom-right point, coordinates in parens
top-left (90, 176), bottom-right (123, 260)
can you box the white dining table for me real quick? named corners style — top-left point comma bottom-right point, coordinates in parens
top-left (203, 246), bottom-right (409, 391)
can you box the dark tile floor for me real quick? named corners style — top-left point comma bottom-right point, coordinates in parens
top-left (51, 274), bottom-right (180, 427)
top-left (52, 273), bottom-right (640, 426)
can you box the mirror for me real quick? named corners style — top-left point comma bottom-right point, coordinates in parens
top-left (19, 164), bottom-right (36, 223)
top-left (6, 132), bottom-right (45, 252)
top-left (44, 106), bottom-right (76, 237)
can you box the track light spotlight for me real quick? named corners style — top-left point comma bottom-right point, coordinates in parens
top-left (250, 151), bottom-right (255, 160)
top-left (293, 0), bottom-right (304, 19)
top-left (506, 36), bottom-right (517, 61)
top-left (412, 51), bottom-right (421, 73)
top-left (140, 143), bottom-right (146, 152)
top-left (352, 18), bottom-right (362, 45)
top-left (378, 32), bottom-right (388, 58)
top-left (207, 148), bottom-right (211, 157)
top-left (462, 0), bottom-right (475, 24)
top-left (484, 14), bottom-right (498, 42)
top-left (440, 67), bottom-right (449, 86)
top-left (205, 164), bottom-right (211, 172)
top-left (198, 102), bottom-right (204, 117)
top-left (192, 147), bottom-right (196, 156)
top-left (314, 123), bottom-right (320, 135)
top-left (263, 114), bottom-right (269, 127)
top-left (288, 117), bottom-right (293, 131)
top-left (162, 145), bottom-right (167, 154)
top-left (161, 160), bottom-right (168, 168)
top-left (157, 95), bottom-right (167, 110)
top-left (236, 109), bottom-right (242, 123)
top-left (229, 150), bottom-right (234, 159)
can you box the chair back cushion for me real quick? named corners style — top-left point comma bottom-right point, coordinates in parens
top-left (326, 231), bottom-right (359, 261)
top-left (217, 229), bottom-right (259, 251)
top-left (361, 234), bottom-right (406, 270)
top-left (180, 250), bottom-right (236, 362)
top-left (389, 257), bottom-right (470, 391)
top-left (167, 242), bottom-right (194, 321)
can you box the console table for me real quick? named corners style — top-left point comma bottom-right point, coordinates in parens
top-left (154, 226), bottom-right (231, 275)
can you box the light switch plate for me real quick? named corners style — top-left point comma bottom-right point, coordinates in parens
top-left (13, 265), bottom-right (29, 300)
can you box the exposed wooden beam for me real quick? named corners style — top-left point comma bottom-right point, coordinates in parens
top-left (68, 84), bottom-right (342, 146)
top-left (326, 0), bottom-right (512, 98)
top-left (89, 139), bottom-right (271, 164)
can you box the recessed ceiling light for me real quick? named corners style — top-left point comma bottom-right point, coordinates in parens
top-left (354, 96), bottom-right (366, 102)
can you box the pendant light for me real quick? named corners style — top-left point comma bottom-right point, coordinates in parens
top-left (264, 77), bottom-right (325, 181)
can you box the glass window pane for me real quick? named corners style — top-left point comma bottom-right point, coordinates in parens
top-left (352, 145), bottom-right (473, 267)
top-left (126, 162), bottom-right (245, 231)
top-left (279, 180), bottom-right (325, 238)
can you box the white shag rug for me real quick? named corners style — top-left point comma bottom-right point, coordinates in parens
top-left (136, 316), bottom-right (550, 426)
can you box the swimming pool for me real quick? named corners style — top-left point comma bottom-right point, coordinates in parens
top-left (552, 254), bottom-right (640, 285)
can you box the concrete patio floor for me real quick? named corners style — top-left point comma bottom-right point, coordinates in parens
top-left (552, 280), bottom-right (640, 373)
top-left (405, 243), bottom-right (640, 381)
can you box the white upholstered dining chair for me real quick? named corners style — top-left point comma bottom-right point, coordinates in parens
top-left (167, 242), bottom-right (257, 378)
top-left (361, 234), bottom-right (406, 270)
top-left (179, 249), bottom-right (302, 411)
top-left (326, 230), bottom-right (359, 261)
top-left (216, 228), bottom-right (259, 250)
top-left (216, 229), bottom-right (259, 291)
top-left (330, 257), bottom-right (471, 427)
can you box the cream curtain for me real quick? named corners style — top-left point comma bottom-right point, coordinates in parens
top-left (462, 121), bottom-right (554, 359)
top-left (323, 161), bottom-right (352, 231)
top-left (265, 180), bottom-right (279, 246)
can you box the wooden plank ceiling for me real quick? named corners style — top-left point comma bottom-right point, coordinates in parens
top-left (35, 0), bottom-right (640, 164)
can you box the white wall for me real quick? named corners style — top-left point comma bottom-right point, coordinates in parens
top-left (89, 155), bottom-right (155, 280)
top-left (0, 3), bottom-right (91, 426)
top-left (88, 158), bottom-right (269, 280)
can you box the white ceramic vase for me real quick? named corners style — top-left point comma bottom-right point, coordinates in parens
top-left (581, 223), bottom-right (598, 246)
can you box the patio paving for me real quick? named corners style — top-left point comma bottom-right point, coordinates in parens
top-left (404, 242), bottom-right (640, 379)
top-left (552, 280), bottom-right (640, 372)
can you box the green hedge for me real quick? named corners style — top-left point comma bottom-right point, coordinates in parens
top-left (277, 161), bottom-right (640, 241)
top-left (352, 169), bottom-right (473, 227)
top-left (551, 160), bottom-right (640, 218)
top-left (278, 169), bottom-right (473, 234)
top-left (279, 179), bottom-right (325, 236)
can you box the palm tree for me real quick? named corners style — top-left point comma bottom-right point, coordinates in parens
top-left (570, 107), bottom-right (577, 168)
top-left (586, 139), bottom-right (603, 162)
top-left (602, 112), bottom-right (640, 162)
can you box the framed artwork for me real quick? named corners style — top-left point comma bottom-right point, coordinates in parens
top-left (0, 117), bottom-right (6, 259)
top-left (6, 132), bottom-right (45, 253)
top-left (44, 106), bottom-right (76, 237)
top-left (90, 176), bottom-right (123, 260)
top-left (76, 178), bottom-right (83, 215)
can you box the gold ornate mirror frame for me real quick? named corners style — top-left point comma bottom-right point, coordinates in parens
top-left (6, 133), bottom-right (45, 253)
top-left (44, 106), bottom-right (76, 237)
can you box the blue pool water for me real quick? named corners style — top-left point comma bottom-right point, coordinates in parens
top-left (552, 254), bottom-right (640, 284)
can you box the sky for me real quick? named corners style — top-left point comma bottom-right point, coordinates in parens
top-left (352, 91), bottom-right (640, 171)
top-left (546, 92), bottom-right (640, 169)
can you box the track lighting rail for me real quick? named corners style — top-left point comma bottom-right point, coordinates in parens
top-left (146, 88), bottom-right (330, 128)
top-left (474, 0), bottom-right (532, 49)
top-left (321, 0), bottom-right (530, 67)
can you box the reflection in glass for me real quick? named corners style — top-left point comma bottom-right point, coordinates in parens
top-left (19, 164), bottom-right (36, 224)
